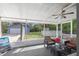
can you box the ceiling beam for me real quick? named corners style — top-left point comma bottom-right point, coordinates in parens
top-left (63, 3), bottom-right (76, 11)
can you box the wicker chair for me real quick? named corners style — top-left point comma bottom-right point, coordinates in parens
top-left (44, 36), bottom-right (55, 48)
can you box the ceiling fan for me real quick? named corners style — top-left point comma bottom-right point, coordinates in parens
top-left (47, 3), bottom-right (75, 19)
top-left (51, 10), bottom-right (74, 19)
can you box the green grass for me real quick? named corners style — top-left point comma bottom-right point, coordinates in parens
top-left (24, 32), bottom-right (43, 40)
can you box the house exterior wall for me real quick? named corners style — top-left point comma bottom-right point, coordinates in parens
top-left (8, 24), bottom-right (30, 34)
top-left (77, 4), bottom-right (79, 56)
top-left (9, 28), bottom-right (21, 34)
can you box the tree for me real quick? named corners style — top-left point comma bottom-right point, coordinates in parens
top-left (30, 24), bottom-right (43, 32)
top-left (2, 22), bottom-right (9, 34)
top-left (45, 24), bottom-right (56, 30)
top-left (62, 19), bottom-right (77, 34)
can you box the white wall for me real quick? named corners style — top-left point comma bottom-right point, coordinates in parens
top-left (0, 20), bottom-right (2, 37)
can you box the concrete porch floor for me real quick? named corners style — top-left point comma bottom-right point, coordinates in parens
top-left (2, 45), bottom-right (53, 56)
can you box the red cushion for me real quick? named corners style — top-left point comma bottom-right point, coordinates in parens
top-left (54, 37), bottom-right (61, 43)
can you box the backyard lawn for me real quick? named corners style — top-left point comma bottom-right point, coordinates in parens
top-left (24, 32), bottom-right (44, 40)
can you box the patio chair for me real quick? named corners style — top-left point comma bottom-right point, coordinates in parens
top-left (64, 38), bottom-right (76, 54)
top-left (44, 36), bottom-right (55, 48)
top-left (0, 37), bottom-right (11, 53)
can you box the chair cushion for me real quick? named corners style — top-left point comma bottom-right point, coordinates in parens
top-left (54, 37), bottom-right (61, 43)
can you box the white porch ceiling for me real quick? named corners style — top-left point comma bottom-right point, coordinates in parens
top-left (0, 3), bottom-right (76, 24)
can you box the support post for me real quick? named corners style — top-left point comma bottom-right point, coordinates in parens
top-left (43, 24), bottom-right (45, 36)
top-left (70, 20), bottom-right (73, 38)
top-left (60, 23), bottom-right (63, 40)
top-left (44, 24), bottom-right (45, 31)
top-left (0, 17), bottom-right (2, 37)
top-left (20, 24), bottom-right (25, 41)
top-left (56, 24), bottom-right (58, 37)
